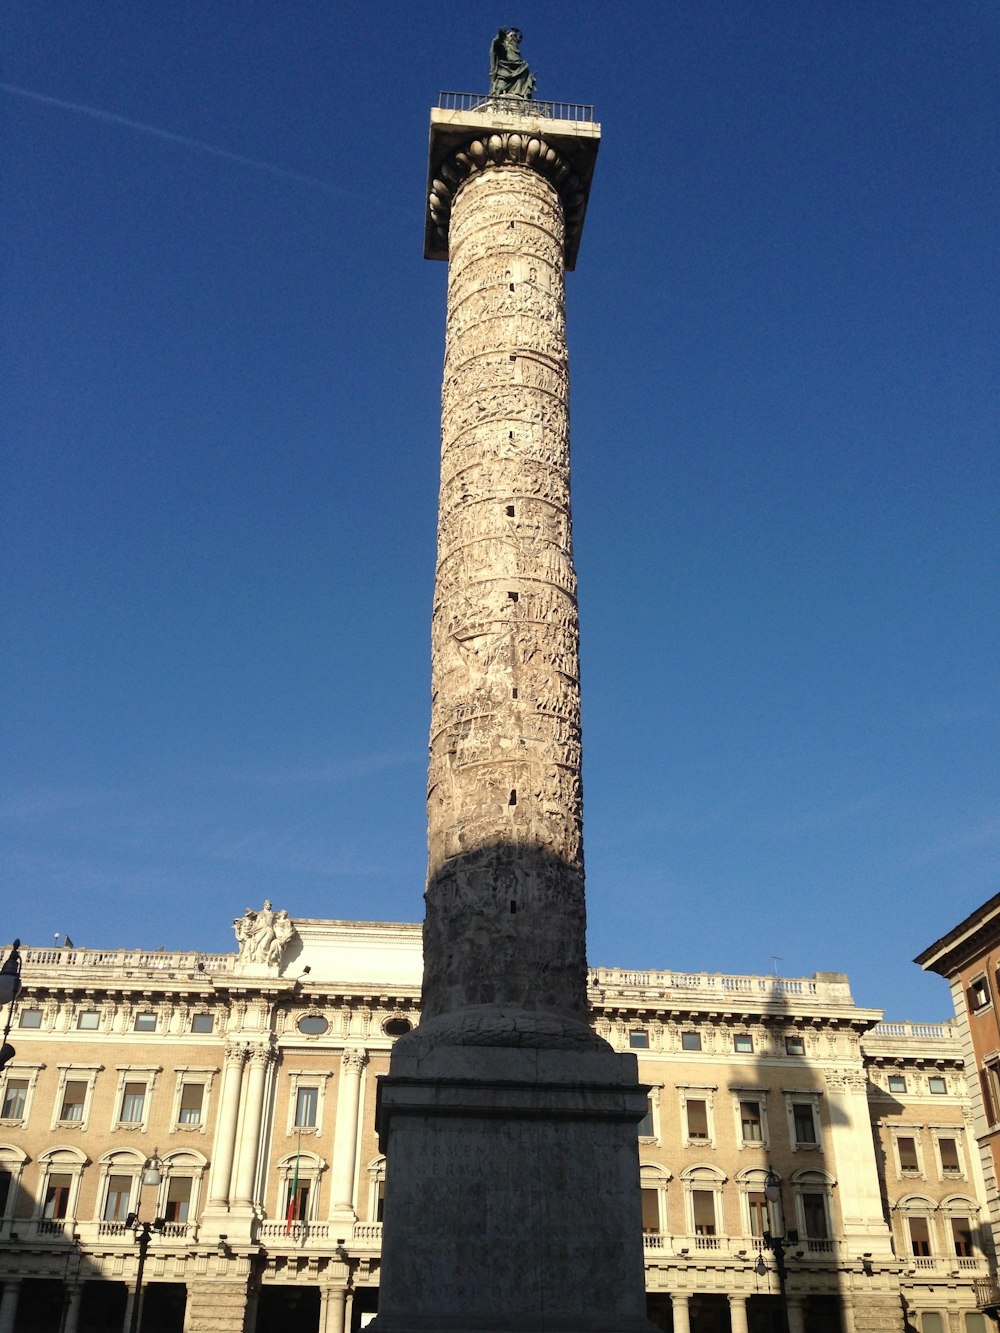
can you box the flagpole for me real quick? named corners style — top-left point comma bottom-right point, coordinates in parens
top-left (286, 1127), bottom-right (302, 1235)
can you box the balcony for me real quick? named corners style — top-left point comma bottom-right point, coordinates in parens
top-left (436, 91), bottom-right (595, 125)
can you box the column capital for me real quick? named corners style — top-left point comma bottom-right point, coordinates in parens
top-left (247, 1043), bottom-right (275, 1068)
top-left (341, 1047), bottom-right (368, 1075)
top-left (225, 1041), bottom-right (249, 1063)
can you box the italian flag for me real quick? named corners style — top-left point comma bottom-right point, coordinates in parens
top-left (285, 1147), bottom-right (300, 1234)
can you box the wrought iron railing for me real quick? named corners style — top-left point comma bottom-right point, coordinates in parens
top-left (437, 91), bottom-right (595, 123)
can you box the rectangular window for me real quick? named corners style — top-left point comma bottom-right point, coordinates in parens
top-left (692, 1190), bottom-right (716, 1235)
top-left (178, 1084), bottom-right (204, 1125)
top-left (104, 1175), bottom-right (132, 1222)
top-left (76, 1011), bottom-right (100, 1030)
top-left (897, 1136), bottom-right (920, 1173)
top-left (629, 1030), bottom-right (649, 1049)
top-left (18, 1009), bottom-right (42, 1029)
top-left (133, 1013), bottom-right (156, 1033)
top-left (191, 1013), bottom-right (214, 1034)
top-left (43, 1173), bottom-right (72, 1220)
top-left (0, 1171), bottom-right (11, 1214)
top-left (969, 977), bottom-right (991, 1011)
top-left (982, 1064), bottom-right (1000, 1123)
top-left (952, 1217), bottom-right (973, 1257)
top-left (928, 1076), bottom-right (946, 1095)
top-left (164, 1177), bottom-right (192, 1224)
top-left (908, 1216), bottom-right (931, 1256)
top-left (375, 1180), bottom-right (385, 1222)
top-left (785, 1035), bottom-right (805, 1055)
top-left (681, 1031), bottom-right (702, 1052)
top-left (888, 1075), bottom-right (907, 1093)
top-left (641, 1188), bottom-right (660, 1233)
top-left (1, 1080), bottom-right (28, 1120)
top-left (288, 1180), bottom-right (310, 1222)
top-left (686, 1099), bottom-right (709, 1140)
top-left (792, 1103), bottom-right (818, 1145)
top-left (921, 1316), bottom-right (943, 1333)
top-left (740, 1100), bottom-right (763, 1142)
top-left (294, 1086), bottom-right (318, 1129)
top-left (802, 1192), bottom-right (829, 1239)
top-left (938, 1138), bottom-right (960, 1175)
top-left (60, 1081), bottom-right (87, 1123)
top-left (637, 1097), bottom-right (654, 1138)
top-left (120, 1082), bottom-right (146, 1123)
top-left (967, 1314), bottom-right (988, 1333)
top-left (734, 1034), bottom-right (754, 1054)
top-left (748, 1192), bottom-right (768, 1238)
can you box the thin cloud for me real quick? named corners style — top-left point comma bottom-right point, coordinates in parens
top-left (2, 81), bottom-right (348, 196)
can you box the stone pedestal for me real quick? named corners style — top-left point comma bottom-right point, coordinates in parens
top-left (374, 1022), bottom-right (653, 1333)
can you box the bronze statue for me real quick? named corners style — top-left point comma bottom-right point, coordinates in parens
top-left (488, 28), bottom-right (536, 99)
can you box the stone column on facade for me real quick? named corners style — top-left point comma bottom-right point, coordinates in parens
top-left (329, 1048), bottom-right (367, 1214)
top-left (670, 1293), bottom-right (691, 1333)
top-left (786, 1296), bottom-right (806, 1333)
top-left (121, 1287), bottom-right (136, 1333)
top-left (207, 1042), bottom-right (247, 1206)
top-left (62, 1282), bottom-right (84, 1333)
top-left (0, 1278), bottom-right (20, 1333)
top-left (728, 1294), bottom-right (749, 1333)
top-left (320, 1286), bottom-right (347, 1333)
top-left (823, 1069), bottom-right (896, 1255)
top-left (232, 1043), bottom-right (272, 1208)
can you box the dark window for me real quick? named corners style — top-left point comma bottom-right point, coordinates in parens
top-left (191, 1013), bottom-right (214, 1034)
top-left (952, 1217), bottom-right (973, 1257)
top-left (297, 1015), bottom-right (328, 1036)
top-left (939, 1138), bottom-right (960, 1174)
top-left (784, 1035), bottom-right (805, 1055)
top-left (793, 1103), bottom-right (818, 1144)
top-left (897, 1136), bottom-right (920, 1173)
top-left (60, 1081), bottom-right (87, 1122)
top-left (748, 1191), bottom-right (768, 1237)
top-left (802, 1192), bottom-right (829, 1239)
top-left (375, 1179), bottom-right (385, 1222)
top-left (641, 1188), bottom-right (660, 1233)
top-left (288, 1180), bottom-right (310, 1222)
top-left (104, 1175), bottom-right (132, 1223)
top-left (178, 1084), bottom-right (203, 1125)
top-left (77, 1011), bottom-right (100, 1031)
top-left (888, 1075), bottom-right (907, 1093)
top-left (133, 1013), bottom-right (156, 1033)
top-left (681, 1031), bottom-right (702, 1052)
top-left (164, 1177), bottom-right (192, 1224)
top-left (928, 1076), bottom-right (947, 1095)
top-left (383, 1017), bottom-right (412, 1037)
top-left (120, 1083), bottom-right (146, 1123)
top-left (637, 1097), bottom-right (654, 1137)
top-left (686, 1099), bottom-right (709, 1140)
top-left (740, 1101), bottom-right (763, 1142)
top-left (908, 1216), bottom-right (931, 1256)
top-left (692, 1190), bottom-right (716, 1235)
top-left (969, 977), bottom-right (991, 1011)
top-left (734, 1034), bottom-right (754, 1054)
top-left (294, 1087), bottom-right (318, 1128)
top-left (18, 1009), bottom-right (42, 1029)
top-left (1, 1080), bottom-right (28, 1119)
top-left (44, 1174), bottom-right (72, 1220)
top-left (629, 1030), bottom-right (649, 1049)
top-left (0, 1170), bottom-right (11, 1215)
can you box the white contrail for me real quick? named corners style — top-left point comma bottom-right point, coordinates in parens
top-left (1, 81), bottom-right (346, 195)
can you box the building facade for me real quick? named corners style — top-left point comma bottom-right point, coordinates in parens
top-left (0, 916), bottom-right (990, 1333)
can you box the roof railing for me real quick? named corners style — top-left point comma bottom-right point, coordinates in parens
top-left (437, 91), bottom-right (596, 123)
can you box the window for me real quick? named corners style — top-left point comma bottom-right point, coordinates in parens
top-left (76, 1011), bottom-right (100, 1031)
top-left (287, 1179), bottom-right (310, 1222)
top-left (982, 1062), bottom-right (1000, 1123)
top-left (103, 1174), bottom-right (133, 1223)
top-left (928, 1076), bottom-right (947, 1095)
top-left (686, 1099), bottom-right (709, 1141)
top-left (375, 1179), bottom-right (385, 1222)
top-left (967, 1314), bottom-right (988, 1333)
top-left (297, 1015), bottom-right (328, 1036)
top-left (888, 1075), bottom-right (907, 1093)
top-left (178, 1084), bottom-right (204, 1126)
top-left (164, 1177), bottom-right (192, 1224)
top-left (0, 1171), bottom-right (10, 1215)
top-left (1, 1080), bottom-right (27, 1120)
top-left (921, 1316), bottom-right (944, 1333)
top-left (60, 1081), bottom-right (87, 1123)
top-left (740, 1101), bottom-right (763, 1142)
top-left (692, 1190), bottom-right (716, 1235)
top-left (748, 1191), bottom-right (768, 1238)
top-left (18, 1009), bottom-right (42, 1029)
top-left (629, 1030), bottom-right (649, 1049)
top-left (294, 1086), bottom-right (318, 1129)
top-left (383, 1017), bottom-right (412, 1037)
top-left (641, 1189), bottom-right (660, 1233)
top-left (734, 1034), bottom-right (754, 1054)
top-left (191, 1013), bottom-right (214, 1034)
top-left (908, 1216), bottom-right (932, 1256)
top-left (785, 1035), bottom-right (805, 1055)
top-left (681, 1032), bottom-right (702, 1052)
top-left (897, 1136), bottom-right (920, 1174)
top-left (43, 1173), bottom-right (72, 1219)
top-left (938, 1137), bottom-right (961, 1176)
top-left (969, 977), bottom-right (991, 1012)
top-left (133, 1013), bottom-right (156, 1033)
top-left (952, 1217), bottom-right (973, 1257)
top-left (792, 1102), bottom-right (818, 1146)
top-left (801, 1192), bottom-right (829, 1239)
top-left (637, 1096), bottom-right (654, 1138)
top-left (120, 1082), bottom-right (146, 1123)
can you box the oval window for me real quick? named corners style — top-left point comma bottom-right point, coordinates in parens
top-left (383, 1017), bottom-right (412, 1037)
top-left (297, 1015), bottom-right (328, 1036)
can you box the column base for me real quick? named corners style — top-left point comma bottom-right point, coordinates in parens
top-left (371, 1029), bottom-right (657, 1333)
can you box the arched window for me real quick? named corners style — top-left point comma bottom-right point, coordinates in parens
top-left (940, 1195), bottom-right (981, 1259)
top-left (0, 1144), bottom-right (28, 1226)
top-left (736, 1166), bottom-right (773, 1240)
top-left (894, 1194), bottom-right (938, 1261)
top-left (366, 1155), bottom-right (387, 1225)
top-left (36, 1146), bottom-right (88, 1229)
top-left (639, 1164), bottom-right (671, 1239)
top-left (680, 1164), bottom-right (727, 1244)
top-left (791, 1168), bottom-right (837, 1247)
top-left (274, 1151), bottom-right (327, 1229)
top-left (95, 1149), bottom-right (146, 1229)
top-left (157, 1150), bottom-right (208, 1232)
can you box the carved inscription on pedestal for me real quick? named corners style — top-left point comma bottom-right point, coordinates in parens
top-left (423, 163), bottom-right (588, 1025)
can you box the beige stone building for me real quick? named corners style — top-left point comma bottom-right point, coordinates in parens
top-left (0, 917), bottom-right (989, 1333)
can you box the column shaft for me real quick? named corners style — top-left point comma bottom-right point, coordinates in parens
top-left (670, 1293), bottom-right (691, 1333)
top-left (207, 1044), bottom-right (246, 1206)
top-left (232, 1045), bottom-right (271, 1207)
top-left (0, 1279), bottom-right (20, 1333)
top-left (787, 1296), bottom-right (806, 1333)
top-left (63, 1283), bottom-right (83, 1333)
top-left (729, 1294), bottom-right (749, 1333)
top-left (321, 1286), bottom-right (347, 1333)
top-left (330, 1049), bottom-right (367, 1211)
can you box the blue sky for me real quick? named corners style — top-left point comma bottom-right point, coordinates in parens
top-left (3, 2), bottom-right (997, 1021)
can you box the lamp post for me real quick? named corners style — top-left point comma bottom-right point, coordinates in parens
top-left (126, 1153), bottom-right (164, 1333)
top-left (0, 940), bottom-right (23, 1072)
top-left (758, 1168), bottom-right (797, 1333)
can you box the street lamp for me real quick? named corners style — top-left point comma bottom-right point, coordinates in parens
top-left (0, 940), bottom-right (23, 1073)
top-left (126, 1153), bottom-right (165, 1333)
top-left (758, 1168), bottom-right (798, 1333)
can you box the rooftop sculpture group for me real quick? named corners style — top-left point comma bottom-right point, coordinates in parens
top-left (232, 900), bottom-right (296, 969)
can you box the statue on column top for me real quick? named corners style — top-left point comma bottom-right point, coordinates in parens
top-left (489, 28), bottom-right (536, 99)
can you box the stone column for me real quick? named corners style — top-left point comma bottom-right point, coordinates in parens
top-left (422, 141), bottom-right (588, 1032)
top-left (670, 1293), bottom-right (691, 1333)
top-left (232, 1043), bottom-right (272, 1208)
top-left (728, 1294), bottom-right (749, 1333)
top-left (320, 1286), bottom-right (347, 1333)
top-left (121, 1287), bottom-right (136, 1333)
top-left (787, 1295), bottom-right (806, 1333)
top-left (0, 1278), bottom-right (20, 1333)
top-left (207, 1043), bottom-right (247, 1206)
top-left (63, 1283), bottom-right (84, 1333)
top-left (823, 1069), bottom-right (895, 1255)
top-left (330, 1048), bottom-right (368, 1213)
